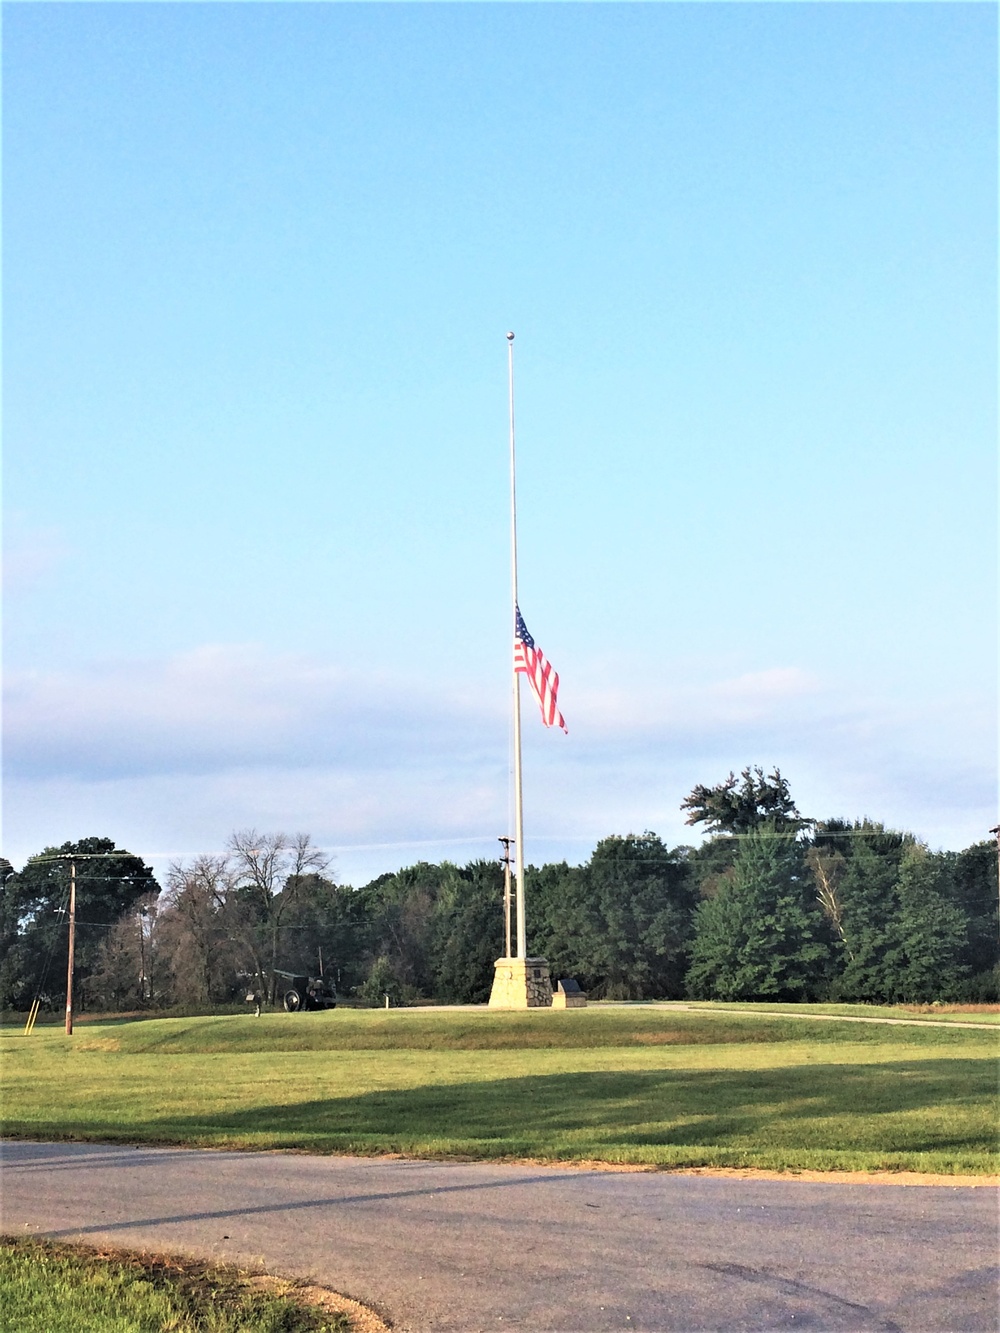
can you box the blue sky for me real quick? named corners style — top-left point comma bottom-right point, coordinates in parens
top-left (4, 2), bottom-right (996, 885)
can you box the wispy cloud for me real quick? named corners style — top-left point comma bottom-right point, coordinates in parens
top-left (3, 643), bottom-right (994, 878)
top-left (2, 648), bottom-right (826, 783)
top-left (3, 644), bottom-right (501, 780)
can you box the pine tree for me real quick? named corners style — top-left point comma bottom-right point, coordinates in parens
top-left (831, 830), bottom-right (903, 1000)
top-left (882, 845), bottom-right (969, 1002)
top-left (832, 826), bottom-right (969, 1002)
top-left (685, 828), bottom-right (831, 1000)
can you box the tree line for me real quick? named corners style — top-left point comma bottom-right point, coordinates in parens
top-left (1, 769), bottom-right (996, 1013)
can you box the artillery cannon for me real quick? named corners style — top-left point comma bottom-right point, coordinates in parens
top-left (272, 969), bottom-right (337, 1013)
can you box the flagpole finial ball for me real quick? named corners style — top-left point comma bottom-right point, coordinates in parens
top-left (506, 331), bottom-right (515, 341)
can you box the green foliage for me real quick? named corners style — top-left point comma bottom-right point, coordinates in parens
top-left (829, 825), bottom-right (970, 1003)
top-left (685, 835), bottom-right (740, 901)
top-left (531, 835), bottom-right (695, 998)
top-left (583, 834), bottom-right (695, 998)
top-left (682, 785), bottom-right (987, 1007)
top-left (947, 840), bottom-right (1000, 986)
top-left (353, 858), bottom-right (505, 1005)
top-left (686, 829), bottom-right (831, 1000)
top-left (358, 955), bottom-right (417, 1007)
top-left (522, 860), bottom-right (587, 982)
top-left (0, 1237), bottom-right (349, 1332)
top-left (682, 766), bottom-right (808, 835)
top-left (0, 838), bottom-right (159, 1012)
top-left (886, 845), bottom-right (970, 1002)
top-left (0, 857), bottom-right (24, 1004)
top-left (359, 861), bottom-right (450, 996)
top-left (2, 799), bottom-right (992, 1014)
top-left (431, 860), bottom-right (505, 1003)
top-left (274, 875), bottom-right (371, 996)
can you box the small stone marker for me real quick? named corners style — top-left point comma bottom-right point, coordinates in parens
top-left (551, 977), bottom-right (587, 1009)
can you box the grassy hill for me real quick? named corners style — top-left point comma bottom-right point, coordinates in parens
top-left (2, 1007), bottom-right (996, 1176)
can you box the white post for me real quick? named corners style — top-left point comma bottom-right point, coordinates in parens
top-left (507, 332), bottom-right (527, 961)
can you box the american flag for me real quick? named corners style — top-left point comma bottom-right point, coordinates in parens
top-left (515, 606), bottom-right (567, 733)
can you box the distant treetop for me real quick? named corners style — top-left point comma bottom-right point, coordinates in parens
top-left (681, 765), bottom-right (809, 836)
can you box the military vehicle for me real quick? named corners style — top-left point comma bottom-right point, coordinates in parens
top-left (273, 969), bottom-right (337, 1012)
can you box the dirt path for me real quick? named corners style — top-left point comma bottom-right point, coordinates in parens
top-left (623, 1002), bottom-right (1000, 1031)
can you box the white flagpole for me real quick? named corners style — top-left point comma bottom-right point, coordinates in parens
top-left (507, 331), bottom-right (527, 961)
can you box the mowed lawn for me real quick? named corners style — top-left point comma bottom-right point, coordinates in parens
top-left (2, 1008), bottom-right (997, 1175)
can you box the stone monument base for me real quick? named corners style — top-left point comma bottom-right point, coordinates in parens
top-left (488, 957), bottom-right (553, 1008)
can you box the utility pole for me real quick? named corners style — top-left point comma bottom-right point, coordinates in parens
top-left (65, 861), bottom-right (77, 1036)
top-left (498, 836), bottom-right (514, 959)
top-left (24, 850), bottom-right (154, 1038)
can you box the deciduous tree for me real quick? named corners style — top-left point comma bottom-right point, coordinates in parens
top-left (226, 830), bottom-right (330, 1000)
top-left (0, 837), bottom-right (158, 1011)
top-left (156, 856), bottom-right (243, 1005)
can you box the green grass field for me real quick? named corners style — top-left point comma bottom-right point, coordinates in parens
top-left (2, 1007), bottom-right (997, 1175)
top-left (0, 1236), bottom-right (351, 1332)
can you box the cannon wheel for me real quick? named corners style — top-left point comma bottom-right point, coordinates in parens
top-left (283, 989), bottom-right (302, 1012)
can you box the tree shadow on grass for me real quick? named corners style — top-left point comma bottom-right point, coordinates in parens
top-left (132, 1059), bottom-right (997, 1158)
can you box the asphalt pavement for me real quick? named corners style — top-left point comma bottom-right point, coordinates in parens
top-left (2, 1141), bottom-right (997, 1332)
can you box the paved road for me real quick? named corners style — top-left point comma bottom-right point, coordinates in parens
top-left (2, 1141), bottom-right (996, 1332)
